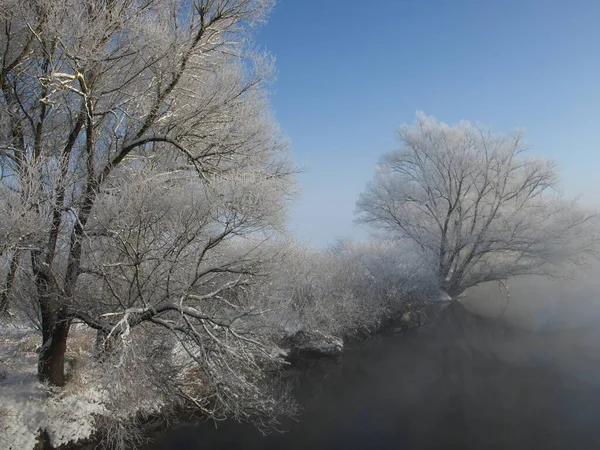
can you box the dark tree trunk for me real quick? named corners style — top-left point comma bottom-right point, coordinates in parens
top-left (0, 251), bottom-right (20, 315)
top-left (445, 282), bottom-right (463, 300)
top-left (38, 306), bottom-right (70, 386)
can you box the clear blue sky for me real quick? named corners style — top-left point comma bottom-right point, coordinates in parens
top-left (255, 0), bottom-right (600, 246)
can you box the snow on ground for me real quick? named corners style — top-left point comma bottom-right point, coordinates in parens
top-left (0, 325), bottom-right (106, 450)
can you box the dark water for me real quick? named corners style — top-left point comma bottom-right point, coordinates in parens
top-left (143, 305), bottom-right (600, 450)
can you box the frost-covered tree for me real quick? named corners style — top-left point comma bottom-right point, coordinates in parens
top-left (269, 240), bottom-right (435, 339)
top-left (0, 0), bottom-right (294, 420)
top-left (356, 113), bottom-right (598, 299)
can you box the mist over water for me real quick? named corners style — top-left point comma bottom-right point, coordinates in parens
top-left (465, 263), bottom-right (600, 330)
top-left (144, 266), bottom-right (600, 450)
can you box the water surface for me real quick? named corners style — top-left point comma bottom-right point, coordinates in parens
top-left (144, 305), bottom-right (600, 449)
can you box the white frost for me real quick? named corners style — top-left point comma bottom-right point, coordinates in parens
top-left (0, 328), bottom-right (104, 449)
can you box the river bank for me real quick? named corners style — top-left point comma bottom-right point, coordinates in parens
top-left (0, 293), bottom-right (435, 450)
top-left (8, 297), bottom-right (600, 450)
top-left (139, 301), bottom-right (600, 450)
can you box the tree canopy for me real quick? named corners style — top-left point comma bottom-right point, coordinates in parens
top-left (356, 113), bottom-right (598, 298)
top-left (0, 1), bottom-right (296, 428)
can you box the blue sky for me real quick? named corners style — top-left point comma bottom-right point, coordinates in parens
top-left (255, 0), bottom-right (600, 246)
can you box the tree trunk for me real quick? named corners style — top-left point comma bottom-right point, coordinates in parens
top-left (38, 308), bottom-right (70, 387)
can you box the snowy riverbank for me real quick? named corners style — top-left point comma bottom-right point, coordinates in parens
top-left (0, 325), bottom-right (168, 450)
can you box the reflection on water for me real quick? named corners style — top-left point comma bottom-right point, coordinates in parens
top-left (143, 303), bottom-right (600, 450)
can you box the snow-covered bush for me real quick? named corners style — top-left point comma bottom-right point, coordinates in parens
top-left (270, 239), bottom-right (437, 340)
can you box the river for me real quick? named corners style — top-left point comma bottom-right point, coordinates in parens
top-left (142, 302), bottom-right (600, 449)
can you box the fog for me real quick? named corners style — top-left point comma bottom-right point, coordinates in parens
top-left (465, 261), bottom-right (600, 330)
top-left (142, 264), bottom-right (600, 450)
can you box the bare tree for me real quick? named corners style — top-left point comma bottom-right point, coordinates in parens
top-left (356, 112), bottom-right (598, 299)
top-left (0, 0), bottom-right (294, 419)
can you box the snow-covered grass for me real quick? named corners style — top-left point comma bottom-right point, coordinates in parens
top-left (0, 325), bottom-right (107, 449)
top-left (0, 324), bottom-right (172, 450)
top-left (0, 316), bottom-right (299, 450)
